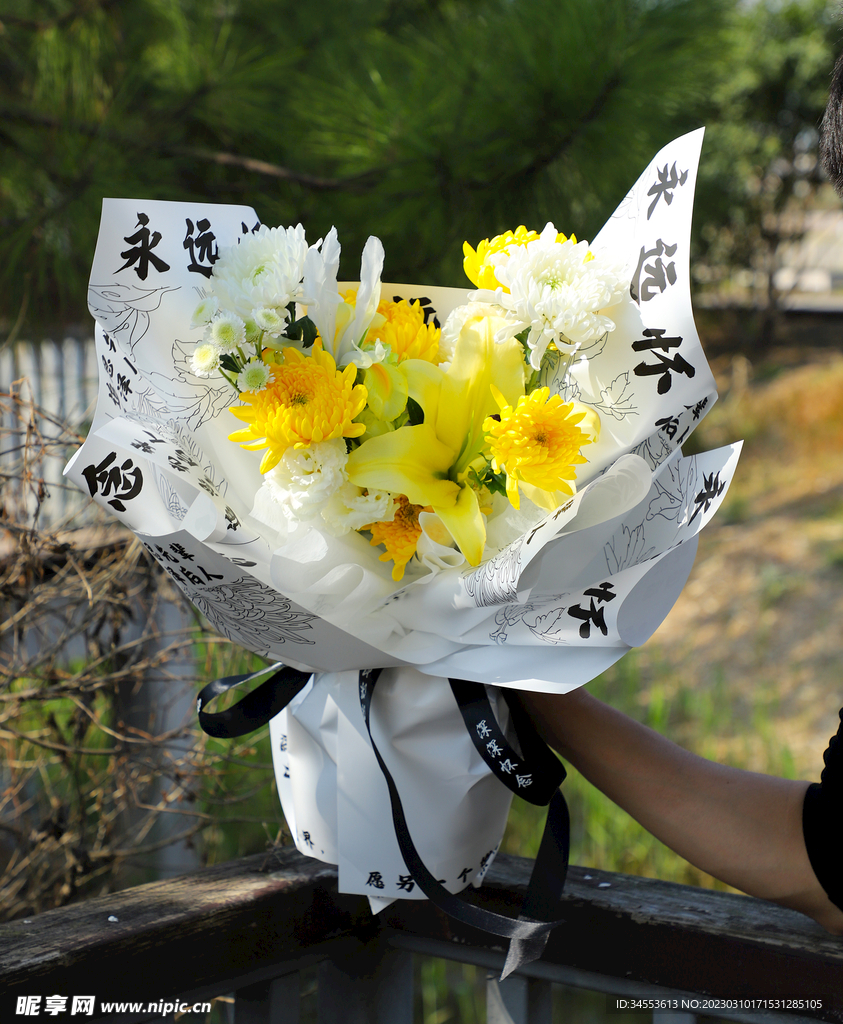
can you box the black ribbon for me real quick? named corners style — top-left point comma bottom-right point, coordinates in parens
top-left (196, 662), bottom-right (311, 738)
top-left (197, 664), bottom-right (570, 977)
top-left (359, 670), bottom-right (569, 978)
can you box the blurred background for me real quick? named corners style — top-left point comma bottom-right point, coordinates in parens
top-left (2, 0), bottom-right (843, 1020)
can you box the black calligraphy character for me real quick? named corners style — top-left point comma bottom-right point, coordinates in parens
top-left (131, 430), bottom-right (164, 454)
top-left (168, 449), bottom-right (200, 473)
top-left (241, 221), bottom-right (261, 235)
top-left (197, 566), bottom-right (224, 582)
top-left (279, 734), bottom-right (288, 752)
top-left (224, 506), bottom-right (241, 531)
top-left (586, 582), bottom-right (616, 603)
top-left (630, 239), bottom-right (678, 302)
top-left (567, 582), bottom-right (616, 639)
top-left (646, 162), bottom-right (689, 219)
top-left (458, 867), bottom-right (473, 882)
top-left (393, 293), bottom-right (439, 329)
top-left (656, 415), bottom-right (680, 440)
top-left (117, 213), bottom-right (171, 281)
top-left (81, 452), bottom-right (143, 512)
top-left (184, 217), bottom-right (219, 277)
top-left (198, 477), bottom-right (219, 496)
top-left (688, 397), bottom-right (709, 420)
top-left (169, 543), bottom-right (194, 561)
top-left (103, 333), bottom-right (116, 352)
top-left (366, 871), bottom-right (385, 889)
top-left (301, 831), bottom-right (314, 849)
top-left (479, 849), bottom-right (495, 870)
top-left (101, 355), bottom-right (114, 378)
top-left (688, 471), bottom-right (726, 525)
top-left (633, 328), bottom-right (695, 395)
top-left (179, 568), bottom-right (205, 587)
top-left (396, 875), bottom-right (415, 893)
top-left (116, 373), bottom-right (132, 399)
top-left (153, 544), bottom-right (179, 564)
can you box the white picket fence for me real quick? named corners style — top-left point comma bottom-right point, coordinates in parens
top-left (1, 337), bottom-right (99, 528)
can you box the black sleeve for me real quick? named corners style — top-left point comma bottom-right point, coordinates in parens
top-left (802, 707), bottom-right (843, 911)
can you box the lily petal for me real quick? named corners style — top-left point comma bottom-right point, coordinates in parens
top-left (346, 422), bottom-right (460, 509)
top-left (334, 235), bottom-right (384, 364)
top-left (437, 315), bottom-right (525, 473)
top-left (433, 484), bottom-right (486, 566)
top-left (401, 358), bottom-right (444, 422)
top-left (301, 227), bottom-right (341, 349)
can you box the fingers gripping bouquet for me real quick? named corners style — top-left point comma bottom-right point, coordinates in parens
top-left (67, 128), bottom-right (740, 968)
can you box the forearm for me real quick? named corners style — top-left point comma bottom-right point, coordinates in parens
top-left (519, 688), bottom-right (843, 931)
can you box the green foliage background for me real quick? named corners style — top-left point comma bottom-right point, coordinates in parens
top-left (2, 0), bottom-right (839, 335)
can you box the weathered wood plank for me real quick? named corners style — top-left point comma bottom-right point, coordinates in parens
top-left (0, 847), bottom-right (371, 1005)
top-left (1, 849), bottom-right (841, 1022)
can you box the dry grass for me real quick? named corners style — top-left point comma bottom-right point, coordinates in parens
top-left (0, 383), bottom-right (284, 921)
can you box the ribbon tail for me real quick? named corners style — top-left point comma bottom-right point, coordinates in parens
top-left (501, 788), bottom-right (571, 979)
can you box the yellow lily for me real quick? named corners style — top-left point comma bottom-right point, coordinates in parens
top-left (345, 315), bottom-right (525, 566)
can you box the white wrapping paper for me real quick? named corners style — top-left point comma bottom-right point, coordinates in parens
top-left (66, 127), bottom-right (739, 901)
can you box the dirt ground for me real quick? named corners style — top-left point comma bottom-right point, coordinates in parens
top-left (637, 345), bottom-right (843, 777)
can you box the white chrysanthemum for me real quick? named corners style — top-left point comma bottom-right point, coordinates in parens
top-left (321, 482), bottom-right (392, 536)
top-left (208, 313), bottom-right (246, 353)
top-left (438, 301), bottom-right (502, 365)
top-left (191, 295), bottom-right (219, 328)
top-left (209, 223), bottom-right (309, 324)
top-left (256, 438), bottom-right (392, 535)
top-left (237, 359), bottom-right (274, 393)
top-left (253, 307), bottom-right (287, 339)
top-left (261, 439), bottom-right (350, 523)
top-left (477, 223), bottom-right (627, 370)
top-left (190, 342), bottom-right (221, 377)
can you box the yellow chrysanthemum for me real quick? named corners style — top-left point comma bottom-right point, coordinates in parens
top-left (365, 494), bottom-right (426, 581)
top-left (228, 342), bottom-right (367, 473)
top-left (483, 386), bottom-right (600, 510)
top-left (343, 290), bottom-right (440, 364)
top-left (463, 226), bottom-right (572, 290)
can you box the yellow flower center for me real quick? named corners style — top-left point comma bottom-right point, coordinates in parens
top-left (365, 495), bottom-right (427, 581)
top-left (228, 343), bottom-right (367, 473)
top-left (483, 387), bottom-right (598, 509)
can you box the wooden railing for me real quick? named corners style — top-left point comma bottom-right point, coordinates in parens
top-left (1, 847), bottom-right (842, 1024)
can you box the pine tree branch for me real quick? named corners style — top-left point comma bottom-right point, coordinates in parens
top-left (0, 105), bottom-right (382, 192)
top-left (168, 145), bottom-right (381, 192)
top-left (465, 71), bottom-right (622, 189)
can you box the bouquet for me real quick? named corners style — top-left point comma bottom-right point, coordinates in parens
top-left (66, 127), bottom-right (740, 968)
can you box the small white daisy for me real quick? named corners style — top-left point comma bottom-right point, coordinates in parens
top-left (190, 342), bottom-right (221, 377)
top-left (254, 307), bottom-right (288, 338)
top-left (191, 295), bottom-right (219, 328)
top-left (243, 317), bottom-right (263, 346)
top-left (237, 359), bottom-right (274, 393)
top-left (209, 314), bottom-right (246, 353)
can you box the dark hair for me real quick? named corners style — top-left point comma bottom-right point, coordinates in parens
top-left (820, 51), bottom-right (843, 195)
